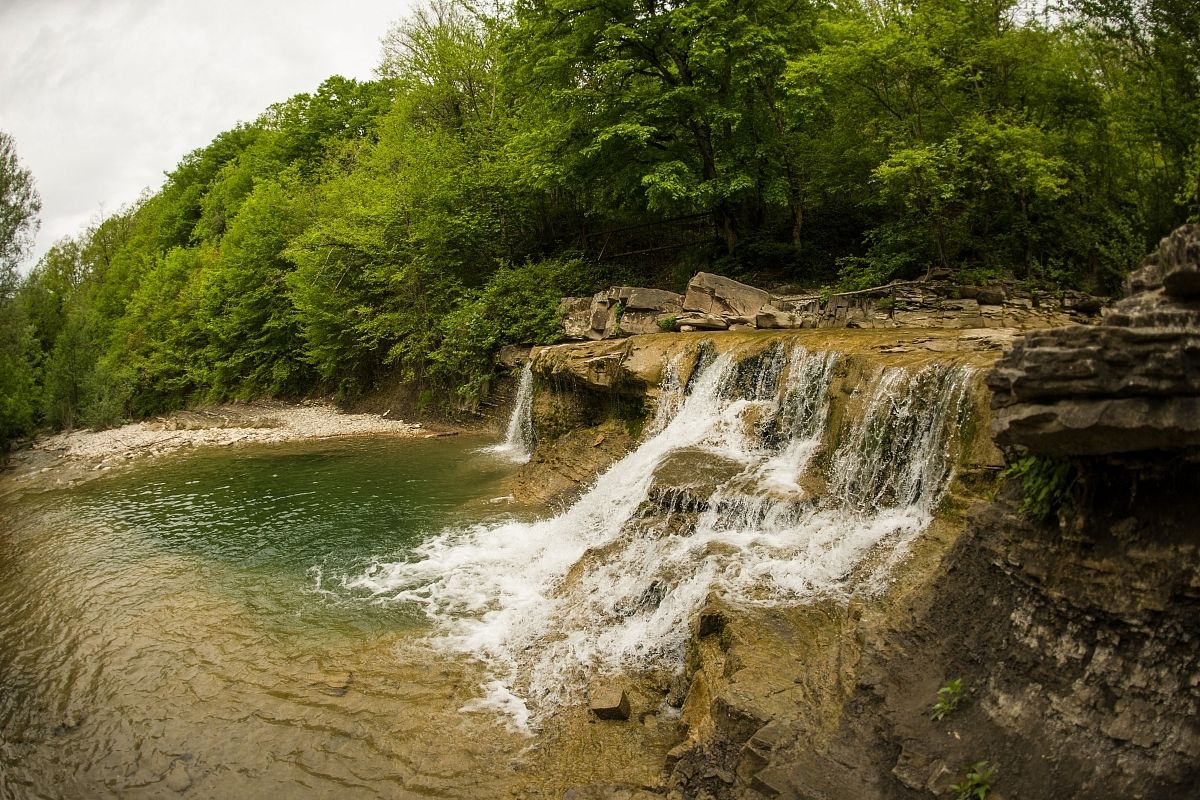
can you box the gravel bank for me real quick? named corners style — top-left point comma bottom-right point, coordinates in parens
top-left (1, 402), bottom-right (437, 495)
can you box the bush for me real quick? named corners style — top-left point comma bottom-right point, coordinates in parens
top-left (428, 257), bottom-right (604, 400)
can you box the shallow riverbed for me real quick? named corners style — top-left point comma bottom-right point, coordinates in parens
top-left (0, 436), bottom-right (572, 799)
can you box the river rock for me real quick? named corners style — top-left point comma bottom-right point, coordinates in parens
top-left (683, 272), bottom-right (771, 318)
top-left (588, 683), bottom-right (631, 720)
top-left (990, 224), bottom-right (1200, 455)
top-left (164, 761), bottom-right (192, 793)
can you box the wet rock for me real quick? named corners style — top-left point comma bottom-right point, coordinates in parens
top-left (589, 683), bottom-right (632, 720)
top-left (736, 722), bottom-right (789, 783)
top-left (683, 272), bottom-right (771, 318)
top-left (694, 607), bottom-right (727, 639)
top-left (748, 767), bottom-right (791, 798)
top-left (497, 344), bottom-right (533, 367)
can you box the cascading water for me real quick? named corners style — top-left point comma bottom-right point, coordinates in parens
top-left (485, 362), bottom-right (536, 463)
top-left (346, 344), bottom-right (972, 730)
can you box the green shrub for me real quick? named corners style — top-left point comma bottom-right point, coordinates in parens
top-left (951, 760), bottom-right (995, 800)
top-left (930, 677), bottom-right (965, 721)
top-left (1004, 455), bottom-right (1077, 520)
top-left (428, 257), bottom-right (603, 401)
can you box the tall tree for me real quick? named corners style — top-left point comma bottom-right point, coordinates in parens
top-left (0, 132), bottom-right (42, 447)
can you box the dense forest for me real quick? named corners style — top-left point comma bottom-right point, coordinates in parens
top-left (1, 0), bottom-right (1197, 448)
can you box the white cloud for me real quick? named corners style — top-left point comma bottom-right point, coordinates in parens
top-left (0, 0), bottom-right (413, 271)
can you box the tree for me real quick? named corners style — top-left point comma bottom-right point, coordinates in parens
top-left (0, 132), bottom-right (42, 447)
top-left (1, 130), bottom-right (41, 275)
top-left (511, 0), bottom-right (822, 252)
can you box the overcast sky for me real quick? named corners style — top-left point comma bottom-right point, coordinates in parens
top-left (1, 0), bottom-right (413, 272)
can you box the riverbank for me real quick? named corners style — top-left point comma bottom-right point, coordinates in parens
top-left (0, 401), bottom-right (443, 496)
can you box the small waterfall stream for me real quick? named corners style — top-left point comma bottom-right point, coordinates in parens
top-left (486, 362), bottom-right (535, 463)
top-left (349, 344), bottom-right (972, 729)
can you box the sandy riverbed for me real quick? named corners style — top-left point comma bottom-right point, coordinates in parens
top-left (0, 401), bottom-right (439, 495)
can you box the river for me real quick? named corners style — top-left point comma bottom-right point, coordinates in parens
top-left (0, 435), bottom-right (629, 799)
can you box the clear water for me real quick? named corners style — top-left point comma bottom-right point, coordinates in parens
top-left (0, 436), bottom-right (545, 800)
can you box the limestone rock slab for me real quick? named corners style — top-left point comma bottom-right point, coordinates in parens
top-left (683, 272), bottom-right (770, 317)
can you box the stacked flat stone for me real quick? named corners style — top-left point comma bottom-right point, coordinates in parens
top-left (989, 224), bottom-right (1200, 455)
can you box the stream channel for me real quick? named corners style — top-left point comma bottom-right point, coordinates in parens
top-left (0, 435), bottom-right (590, 800)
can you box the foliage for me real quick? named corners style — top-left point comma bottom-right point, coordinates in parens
top-left (429, 257), bottom-right (601, 400)
top-left (1005, 455), bottom-right (1079, 520)
top-left (6, 0), bottom-right (1198, 436)
top-left (0, 132), bottom-right (41, 448)
top-left (930, 677), bottom-right (966, 721)
top-left (951, 760), bottom-right (996, 800)
top-left (1, 131), bottom-right (41, 272)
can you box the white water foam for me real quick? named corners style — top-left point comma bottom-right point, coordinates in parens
top-left (345, 344), bottom-right (971, 730)
top-left (483, 362), bottom-right (535, 463)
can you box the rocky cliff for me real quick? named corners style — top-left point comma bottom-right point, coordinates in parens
top-left (666, 226), bottom-right (1200, 800)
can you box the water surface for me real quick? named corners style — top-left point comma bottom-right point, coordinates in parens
top-left (0, 435), bottom-right (542, 799)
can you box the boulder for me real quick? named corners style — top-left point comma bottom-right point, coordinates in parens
top-left (560, 297), bottom-right (593, 340)
top-left (976, 287), bottom-right (1007, 306)
top-left (683, 272), bottom-right (771, 318)
top-left (625, 286), bottom-right (685, 311)
top-left (563, 286), bottom-right (684, 339)
top-left (1130, 223), bottom-right (1200, 297)
top-left (589, 683), bottom-right (631, 720)
top-left (990, 224), bottom-right (1200, 455)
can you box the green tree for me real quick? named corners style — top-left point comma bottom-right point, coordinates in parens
top-left (0, 131), bottom-right (42, 448)
top-left (511, 0), bottom-right (822, 252)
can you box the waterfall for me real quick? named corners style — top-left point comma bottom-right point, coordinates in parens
top-left (345, 344), bottom-right (973, 730)
top-left (486, 362), bottom-right (535, 463)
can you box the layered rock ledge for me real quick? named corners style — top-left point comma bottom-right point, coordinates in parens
top-left (990, 223), bottom-right (1200, 455)
top-left (561, 271), bottom-right (1103, 341)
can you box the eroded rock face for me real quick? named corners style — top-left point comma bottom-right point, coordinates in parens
top-left (990, 224), bottom-right (1200, 455)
